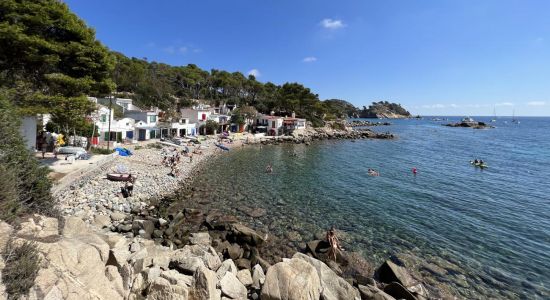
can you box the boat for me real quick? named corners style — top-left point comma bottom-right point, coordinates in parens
top-left (512, 109), bottom-right (520, 124)
top-left (470, 161), bottom-right (488, 168)
top-left (215, 143), bottom-right (230, 151)
top-left (107, 173), bottom-right (136, 182)
top-left (462, 116), bottom-right (475, 123)
top-left (491, 107), bottom-right (497, 122)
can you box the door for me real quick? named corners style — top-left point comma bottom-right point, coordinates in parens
top-left (126, 131), bottom-right (133, 139)
top-left (138, 129), bottom-right (146, 141)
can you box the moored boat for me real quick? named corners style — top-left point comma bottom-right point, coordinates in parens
top-left (107, 173), bottom-right (136, 181)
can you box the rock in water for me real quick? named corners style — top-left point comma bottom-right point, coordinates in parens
top-left (376, 260), bottom-right (415, 287)
top-left (383, 282), bottom-right (416, 300)
top-left (260, 257), bottom-right (321, 300)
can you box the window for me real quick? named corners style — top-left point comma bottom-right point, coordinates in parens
top-left (149, 115), bottom-right (157, 123)
top-left (272, 121), bottom-right (276, 128)
top-left (201, 113), bottom-right (206, 121)
top-left (100, 114), bottom-right (107, 122)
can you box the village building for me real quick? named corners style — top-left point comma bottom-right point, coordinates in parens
top-left (256, 114), bottom-right (284, 136)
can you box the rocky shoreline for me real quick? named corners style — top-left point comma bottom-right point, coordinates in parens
top-left (347, 120), bottom-right (392, 127)
top-left (5, 127), bottom-right (461, 300)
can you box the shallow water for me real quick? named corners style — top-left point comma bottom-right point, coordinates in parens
top-left (181, 117), bottom-right (550, 299)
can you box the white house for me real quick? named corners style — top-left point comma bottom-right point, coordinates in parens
top-left (95, 105), bottom-right (136, 142)
top-left (256, 115), bottom-right (284, 136)
top-left (125, 109), bottom-right (160, 141)
top-left (180, 107), bottom-right (211, 124)
top-left (283, 115), bottom-right (307, 134)
top-left (19, 116), bottom-right (38, 150)
top-left (159, 117), bottom-right (197, 137)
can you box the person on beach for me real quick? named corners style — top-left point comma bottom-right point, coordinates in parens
top-left (326, 227), bottom-right (344, 261)
top-left (126, 174), bottom-right (134, 197)
top-left (189, 153), bottom-right (193, 163)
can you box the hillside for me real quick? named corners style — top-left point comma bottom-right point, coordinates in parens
top-left (358, 101), bottom-right (411, 119)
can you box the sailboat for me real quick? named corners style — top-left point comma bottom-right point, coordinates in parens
top-left (491, 107), bottom-right (497, 122)
top-left (512, 109), bottom-right (520, 124)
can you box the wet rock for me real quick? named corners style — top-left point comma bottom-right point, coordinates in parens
top-left (260, 257), bottom-right (321, 300)
top-left (376, 260), bottom-right (415, 287)
top-left (230, 223), bottom-right (266, 246)
top-left (383, 282), bottom-right (416, 300)
top-left (358, 284), bottom-right (395, 300)
top-left (219, 272), bottom-right (247, 299)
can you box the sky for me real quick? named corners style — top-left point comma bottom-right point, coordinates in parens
top-left (64, 0), bottom-right (550, 116)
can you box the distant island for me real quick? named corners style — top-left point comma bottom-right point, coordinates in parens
top-left (323, 100), bottom-right (411, 119)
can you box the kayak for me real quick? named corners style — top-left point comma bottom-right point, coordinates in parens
top-left (470, 161), bottom-right (488, 168)
top-left (215, 143), bottom-right (230, 151)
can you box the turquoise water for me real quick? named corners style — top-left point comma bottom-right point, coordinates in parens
top-left (182, 117), bottom-right (550, 299)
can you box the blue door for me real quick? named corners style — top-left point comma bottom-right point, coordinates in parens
top-left (126, 131), bottom-right (133, 139)
top-left (138, 129), bottom-right (146, 141)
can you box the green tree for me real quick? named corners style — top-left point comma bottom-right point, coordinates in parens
top-left (0, 0), bottom-right (114, 128)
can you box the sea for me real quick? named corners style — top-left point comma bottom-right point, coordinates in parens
top-left (176, 117), bottom-right (550, 299)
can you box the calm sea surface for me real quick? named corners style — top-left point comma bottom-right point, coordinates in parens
top-left (181, 117), bottom-right (550, 299)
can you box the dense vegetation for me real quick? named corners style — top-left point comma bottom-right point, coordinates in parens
top-left (358, 101), bottom-right (411, 118)
top-left (0, 96), bottom-right (56, 222)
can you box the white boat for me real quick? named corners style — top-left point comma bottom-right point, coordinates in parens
top-left (491, 107), bottom-right (497, 122)
top-left (462, 116), bottom-right (475, 123)
top-left (512, 110), bottom-right (520, 124)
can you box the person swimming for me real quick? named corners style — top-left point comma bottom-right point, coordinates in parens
top-left (265, 164), bottom-right (273, 173)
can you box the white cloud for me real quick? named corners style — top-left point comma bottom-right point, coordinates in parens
top-left (247, 69), bottom-right (261, 77)
top-left (495, 102), bottom-right (514, 107)
top-left (421, 104), bottom-right (446, 109)
top-left (163, 46), bottom-right (175, 54)
top-left (527, 101), bottom-right (546, 106)
top-left (303, 56), bottom-right (317, 63)
top-left (320, 18), bottom-right (346, 30)
top-left (178, 46), bottom-right (188, 54)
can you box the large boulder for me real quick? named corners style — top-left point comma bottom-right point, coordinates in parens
top-left (293, 253), bottom-right (360, 300)
top-left (17, 215), bottom-right (59, 239)
top-left (358, 284), bottom-right (395, 300)
top-left (147, 276), bottom-right (189, 300)
top-left (192, 265), bottom-right (221, 300)
top-left (260, 257), bottom-right (321, 300)
top-left (376, 260), bottom-right (415, 287)
top-left (383, 282), bottom-right (416, 300)
top-left (219, 272), bottom-right (247, 299)
top-left (171, 245), bottom-right (222, 272)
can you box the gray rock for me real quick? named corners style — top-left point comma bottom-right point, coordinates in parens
top-left (226, 243), bottom-right (244, 260)
top-left (171, 245), bottom-right (222, 271)
top-left (110, 212), bottom-right (126, 221)
top-left (94, 215), bottom-right (111, 228)
top-left (217, 259), bottom-right (238, 279)
top-left (251, 264), bottom-right (265, 290)
top-left (219, 272), bottom-right (247, 299)
top-left (160, 269), bottom-right (193, 286)
top-left (147, 277), bottom-right (189, 300)
top-left (172, 256), bottom-right (206, 274)
top-left (192, 265), bottom-right (221, 300)
top-left (376, 260), bottom-right (415, 287)
top-left (231, 223), bottom-right (266, 246)
top-left (260, 258), bottom-right (321, 300)
top-left (293, 252), bottom-right (360, 300)
top-left (190, 232), bottom-right (211, 246)
top-left (236, 269), bottom-right (253, 287)
top-left (383, 282), bottom-right (416, 300)
top-left (358, 284), bottom-right (395, 300)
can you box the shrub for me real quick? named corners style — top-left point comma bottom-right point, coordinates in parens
top-left (133, 145), bottom-right (143, 150)
top-left (90, 147), bottom-right (113, 155)
top-left (146, 143), bottom-right (163, 149)
top-left (2, 240), bottom-right (42, 298)
top-left (0, 96), bottom-right (57, 222)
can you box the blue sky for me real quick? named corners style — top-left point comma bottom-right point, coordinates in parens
top-left (65, 0), bottom-right (550, 116)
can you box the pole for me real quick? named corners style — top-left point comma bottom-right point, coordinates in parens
top-left (107, 95), bottom-right (112, 151)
